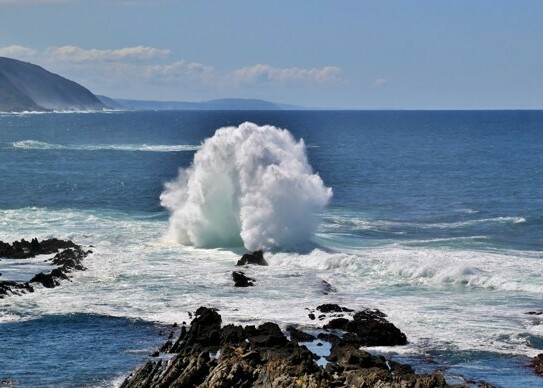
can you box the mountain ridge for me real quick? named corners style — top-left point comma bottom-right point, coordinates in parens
top-left (99, 96), bottom-right (309, 111)
top-left (0, 57), bottom-right (107, 112)
top-left (0, 56), bottom-right (311, 112)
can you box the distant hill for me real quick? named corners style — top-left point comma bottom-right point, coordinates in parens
top-left (99, 97), bottom-right (309, 111)
top-left (0, 57), bottom-right (108, 112)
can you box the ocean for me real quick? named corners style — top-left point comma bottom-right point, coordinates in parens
top-left (0, 110), bottom-right (542, 387)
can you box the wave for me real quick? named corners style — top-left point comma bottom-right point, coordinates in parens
top-left (267, 245), bottom-right (543, 294)
top-left (380, 246), bottom-right (543, 292)
top-left (321, 213), bottom-right (527, 233)
top-left (10, 140), bottom-right (200, 152)
top-left (160, 122), bottom-right (332, 251)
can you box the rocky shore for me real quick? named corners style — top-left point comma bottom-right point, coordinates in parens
top-left (121, 305), bottom-right (453, 388)
top-left (120, 250), bottom-right (461, 387)
top-left (0, 238), bottom-right (91, 298)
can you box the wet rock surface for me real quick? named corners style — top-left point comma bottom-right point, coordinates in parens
top-left (533, 353), bottom-right (543, 376)
top-left (121, 306), bottom-right (453, 388)
top-left (236, 250), bottom-right (268, 266)
top-left (232, 271), bottom-right (255, 287)
top-left (0, 238), bottom-right (91, 298)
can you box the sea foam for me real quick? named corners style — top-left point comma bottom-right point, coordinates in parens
top-left (160, 122), bottom-right (332, 251)
top-left (11, 140), bottom-right (199, 152)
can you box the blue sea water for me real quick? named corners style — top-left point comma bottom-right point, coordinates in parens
top-left (0, 110), bottom-right (542, 386)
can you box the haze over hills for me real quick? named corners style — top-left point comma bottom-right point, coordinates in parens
top-left (102, 97), bottom-right (308, 111)
top-left (0, 57), bottom-right (107, 112)
top-left (0, 56), bottom-right (308, 112)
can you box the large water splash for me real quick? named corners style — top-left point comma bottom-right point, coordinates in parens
top-left (160, 122), bottom-right (332, 251)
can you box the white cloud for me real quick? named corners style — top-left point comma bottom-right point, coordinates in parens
top-left (0, 45), bottom-right (38, 60)
top-left (0, 44), bottom-right (342, 100)
top-left (233, 64), bottom-right (341, 86)
top-left (43, 45), bottom-right (171, 63)
top-left (143, 60), bottom-right (213, 80)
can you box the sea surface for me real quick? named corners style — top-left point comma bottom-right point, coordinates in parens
top-left (0, 110), bottom-right (542, 387)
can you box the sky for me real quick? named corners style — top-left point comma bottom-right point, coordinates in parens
top-left (0, 0), bottom-right (542, 109)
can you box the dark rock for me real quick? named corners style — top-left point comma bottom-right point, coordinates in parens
top-left (324, 318), bottom-right (350, 330)
top-left (221, 324), bottom-right (247, 345)
top-left (308, 313), bottom-right (316, 320)
top-left (287, 325), bottom-right (317, 342)
top-left (526, 311), bottom-right (543, 316)
top-left (317, 303), bottom-right (354, 313)
top-left (187, 307), bottom-right (222, 347)
top-left (0, 238), bottom-right (79, 259)
top-left (232, 271), bottom-right (254, 287)
top-left (121, 306), bottom-right (449, 388)
top-left (159, 340), bottom-right (172, 353)
top-left (29, 272), bottom-right (59, 288)
top-left (169, 325), bottom-right (187, 353)
top-left (236, 250), bottom-right (268, 266)
top-left (347, 308), bottom-right (408, 346)
top-left (533, 353), bottom-right (543, 376)
top-left (248, 322), bottom-right (288, 348)
top-left (0, 238), bottom-right (90, 298)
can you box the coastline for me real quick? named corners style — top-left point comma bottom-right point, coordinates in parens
top-left (120, 306), bottom-right (452, 388)
top-left (0, 238), bottom-right (91, 298)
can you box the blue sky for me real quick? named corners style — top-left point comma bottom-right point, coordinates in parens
top-left (0, 0), bottom-right (542, 109)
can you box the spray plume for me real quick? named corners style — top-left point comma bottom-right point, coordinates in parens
top-left (160, 122), bottom-right (332, 251)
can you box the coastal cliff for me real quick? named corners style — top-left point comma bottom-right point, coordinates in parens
top-left (0, 57), bottom-right (108, 112)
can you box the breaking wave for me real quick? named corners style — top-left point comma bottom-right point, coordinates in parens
top-left (10, 140), bottom-right (199, 152)
top-left (160, 122), bottom-right (332, 251)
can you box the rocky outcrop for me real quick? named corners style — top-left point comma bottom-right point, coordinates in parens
top-left (236, 250), bottom-right (268, 266)
top-left (0, 238), bottom-right (78, 259)
top-left (121, 307), bottom-right (452, 388)
top-left (322, 307), bottom-right (407, 347)
top-left (0, 238), bottom-right (91, 298)
top-left (232, 271), bottom-right (255, 287)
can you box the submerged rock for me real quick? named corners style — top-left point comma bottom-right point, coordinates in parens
top-left (319, 279), bottom-right (337, 295)
top-left (121, 306), bottom-right (451, 388)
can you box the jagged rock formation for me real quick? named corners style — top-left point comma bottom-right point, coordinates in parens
top-left (0, 57), bottom-right (108, 112)
top-left (121, 306), bottom-right (453, 388)
top-left (0, 238), bottom-right (92, 298)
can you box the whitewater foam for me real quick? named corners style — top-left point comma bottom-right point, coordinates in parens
top-left (1, 206), bottom-right (542, 361)
top-left (160, 122), bottom-right (332, 250)
top-left (10, 140), bottom-right (199, 152)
